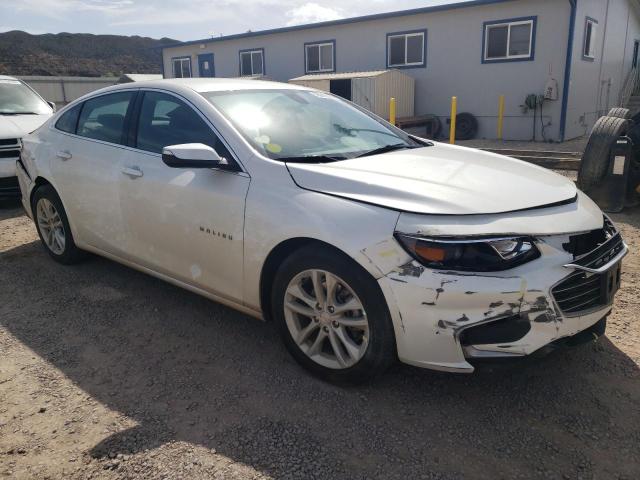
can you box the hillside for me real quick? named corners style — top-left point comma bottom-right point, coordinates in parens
top-left (0, 31), bottom-right (177, 77)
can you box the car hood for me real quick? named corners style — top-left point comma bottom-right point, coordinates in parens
top-left (286, 142), bottom-right (578, 215)
top-left (0, 114), bottom-right (51, 139)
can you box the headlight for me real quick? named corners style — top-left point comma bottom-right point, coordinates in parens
top-left (394, 233), bottom-right (540, 272)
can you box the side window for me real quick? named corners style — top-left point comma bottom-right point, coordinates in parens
top-left (239, 49), bottom-right (264, 76)
top-left (305, 42), bottom-right (334, 73)
top-left (387, 31), bottom-right (425, 68)
top-left (76, 92), bottom-right (135, 145)
top-left (172, 57), bottom-right (192, 78)
top-left (55, 103), bottom-right (82, 134)
top-left (135, 91), bottom-right (232, 160)
top-left (483, 17), bottom-right (536, 63)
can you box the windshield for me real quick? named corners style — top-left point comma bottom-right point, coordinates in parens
top-left (201, 89), bottom-right (422, 161)
top-left (0, 79), bottom-right (52, 115)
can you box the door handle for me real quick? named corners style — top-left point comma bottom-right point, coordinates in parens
top-left (56, 150), bottom-right (72, 161)
top-left (121, 166), bottom-right (144, 178)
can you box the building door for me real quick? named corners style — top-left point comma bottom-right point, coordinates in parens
top-left (198, 53), bottom-right (215, 77)
top-left (633, 41), bottom-right (639, 69)
top-left (330, 79), bottom-right (352, 101)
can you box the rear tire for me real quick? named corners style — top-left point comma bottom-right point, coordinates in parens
top-left (272, 245), bottom-right (396, 384)
top-left (32, 185), bottom-right (86, 264)
top-left (578, 116), bottom-right (629, 191)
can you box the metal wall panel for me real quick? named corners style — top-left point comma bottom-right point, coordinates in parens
top-left (18, 76), bottom-right (119, 106)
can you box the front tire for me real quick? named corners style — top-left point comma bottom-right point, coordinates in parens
top-left (272, 245), bottom-right (396, 383)
top-left (32, 185), bottom-right (86, 264)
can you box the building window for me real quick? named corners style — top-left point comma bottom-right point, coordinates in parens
top-left (172, 57), bottom-right (192, 78)
top-left (305, 41), bottom-right (335, 73)
top-left (386, 30), bottom-right (426, 68)
top-left (483, 17), bottom-right (536, 63)
top-left (583, 17), bottom-right (598, 61)
top-left (239, 49), bottom-right (264, 76)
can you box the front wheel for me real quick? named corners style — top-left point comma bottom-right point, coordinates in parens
top-left (272, 246), bottom-right (396, 383)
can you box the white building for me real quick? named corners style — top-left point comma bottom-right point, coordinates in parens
top-left (162, 0), bottom-right (640, 141)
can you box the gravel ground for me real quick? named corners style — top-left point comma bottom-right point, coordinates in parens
top-left (1, 198), bottom-right (639, 480)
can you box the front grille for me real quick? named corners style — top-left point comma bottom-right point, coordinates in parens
top-left (0, 138), bottom-right (19, 147)
top-left (0, 176), bottom-right (19, 188)
top-left (0, 176), bottom-right (20, 198)
top-left (552, 272), bottom-right (608, 314)
top-left (0, 150), bottom-right (20, 159)
top-left (571, 227), bottom-right (624, 271)
top-left (563, 217), bottom-right (617, 257)
top-left (0, 138), bottom-right (21, 160)
top-left (552, 219), bottom-right (624, 316)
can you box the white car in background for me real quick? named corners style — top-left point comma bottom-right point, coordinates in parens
top-left (17, 79), bottom-right (627, 383)
top-left (0, 76), bottom-right (54, 198)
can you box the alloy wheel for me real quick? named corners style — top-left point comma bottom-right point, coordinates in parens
top-left (36, 198), bottom-right (66, 255)
top-left (283, 269), bottom-right (370, 369)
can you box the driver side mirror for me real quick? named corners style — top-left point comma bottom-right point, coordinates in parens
top-left (162, 143), bottom-right (230, 169)
top-left (47, 101), bottom-right (57, 112)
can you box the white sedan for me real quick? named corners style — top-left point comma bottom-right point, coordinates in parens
top-left (0, 76), bottom-right (54, 198)
top-left (17, 79), bottom-right (627, 383)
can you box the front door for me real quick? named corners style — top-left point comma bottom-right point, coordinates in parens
top-left (198, 53), bottom-right (215, 78)
top-left (119, 90), bottom-right (249, 302)
top-left (50, 90), bottom-right (137, 255)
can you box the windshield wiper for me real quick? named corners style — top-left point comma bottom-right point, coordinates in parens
top-left (355, 143), bottom-right (419, 158)
top-left (279, 155), bottom-right (347, 164)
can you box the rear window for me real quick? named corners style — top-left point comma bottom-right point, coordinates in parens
top-left (55, 104), bottom-right (82, 134)
top-left (76, 92), bottom-right (135, 145)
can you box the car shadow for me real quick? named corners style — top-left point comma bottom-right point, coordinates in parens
top-left (1, 240), bottom-right (639, 479)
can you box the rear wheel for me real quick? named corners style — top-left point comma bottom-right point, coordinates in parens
top-left (272, 246), bottom-right (396, 383)
top-left (32, 185), bottom-right (86, 264)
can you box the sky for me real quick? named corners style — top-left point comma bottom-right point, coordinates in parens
top-left (0, 0), bottom-right (467, 41)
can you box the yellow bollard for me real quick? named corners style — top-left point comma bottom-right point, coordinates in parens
top-left (449, 96), bottom-right (457, 144)
top-left (389, 97), bottom-right (396, 125)
top-left (497, 94), bottom-right (505, 140)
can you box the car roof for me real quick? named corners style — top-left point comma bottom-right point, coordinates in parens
top-left (107, 78), bottom-right (310, 93)
top-left (0, 75), bottom-right (20, 81)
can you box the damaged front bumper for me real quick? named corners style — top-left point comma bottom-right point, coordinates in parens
top-left (377, 197), bottom-right (627, 373)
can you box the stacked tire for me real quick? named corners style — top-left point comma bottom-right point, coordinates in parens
top-left (607, 107), bottom-right (631, 119)
top-left (577, 116), bottom-right (629, 191)
top-left (578, 107), bottom-right (640, 209)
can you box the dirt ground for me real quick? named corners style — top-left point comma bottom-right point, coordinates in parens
top-left (1, 198), bottom-right (639, 480)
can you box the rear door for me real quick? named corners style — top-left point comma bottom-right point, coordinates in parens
top-left (49, 90), bottom-right (137, 255)
top-left (119, 90), bottom-right (249, 302)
